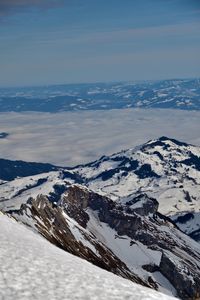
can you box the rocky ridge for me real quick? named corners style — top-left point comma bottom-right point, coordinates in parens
top-left (7, 184), bottom-right (200, 299)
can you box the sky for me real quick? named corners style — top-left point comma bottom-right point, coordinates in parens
top-left (0, 0), bottom-right (200, 87)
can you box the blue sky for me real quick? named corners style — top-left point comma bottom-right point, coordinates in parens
top-left (0, 0), bottom-right (200, 87)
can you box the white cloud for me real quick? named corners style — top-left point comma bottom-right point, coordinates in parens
top-left (0, 109), bottom-right (200, 166)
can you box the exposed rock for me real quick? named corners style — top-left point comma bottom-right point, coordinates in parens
top-left (9, 184), bottom-right (200, 299)
top-left (11, 194), bottom-right (147, 287)
top-left (160, 252), bottom-right (200, 299)
top-left (126, 194), bottom-right (159, 216)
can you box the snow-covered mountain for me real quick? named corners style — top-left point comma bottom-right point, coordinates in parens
top-left (0, 212), bottom-right (175, 300)
top-left (75, 136), bottom-right (200, 242)
top-left (0, 78), bottom-right (200, 112)
top-left (1, 136), bottom-right (200, 299)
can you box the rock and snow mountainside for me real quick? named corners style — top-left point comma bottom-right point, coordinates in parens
top-left (1, 137), bottom-right (200, 299)
top-left (74, 136), bottom-right (200, 242)
top-left (0, 213), bottom-right (175, 300)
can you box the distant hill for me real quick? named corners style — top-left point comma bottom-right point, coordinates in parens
top-left (0, 78), bottom-right (200, 112)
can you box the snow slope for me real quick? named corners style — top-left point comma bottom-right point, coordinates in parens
top-left (74, 137), bottom-right (200, 241)
top-left (0, 213), bottom-right (175, 300)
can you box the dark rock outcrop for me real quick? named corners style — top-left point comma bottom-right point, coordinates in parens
top-left (160, 252), bottom-right (200, 299)
top-left (11, 194), bottom-right (147, 287)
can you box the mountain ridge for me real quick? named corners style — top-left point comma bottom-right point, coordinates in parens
top-left (1, 78), bottom-right (200, 112)
top-left (0, 212), bottom-right (176, 300)
top-left (1, 136), bottom-right (200, 298)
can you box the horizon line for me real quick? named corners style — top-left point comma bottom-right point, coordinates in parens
top-left (0, 76), bottom-right (200, 90)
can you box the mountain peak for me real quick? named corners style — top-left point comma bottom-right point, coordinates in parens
top-left (158, 136), bottom-right (189, 147)
top-left (143, 136), bottom-right (190, 150)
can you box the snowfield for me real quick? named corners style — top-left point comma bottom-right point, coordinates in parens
top-left (0, 213), bottom-right (175, 300)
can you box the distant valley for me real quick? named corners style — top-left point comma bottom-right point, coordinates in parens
top-left (1, 78), bottom-right (200, 112)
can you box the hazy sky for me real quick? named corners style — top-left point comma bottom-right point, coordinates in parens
top-left (0, 0), bottom-right (200, 87)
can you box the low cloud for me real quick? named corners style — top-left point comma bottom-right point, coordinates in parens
top-left (0, 109), bottom-right (200, 166)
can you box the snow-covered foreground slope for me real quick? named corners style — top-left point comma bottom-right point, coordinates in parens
top-left (0, 213), bottom-right (175, 300)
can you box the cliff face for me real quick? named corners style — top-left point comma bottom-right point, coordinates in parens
top-left (12, 194), bottom-right (145, 286)
top-left (160, 253), bottom-right (200, 300)
top-left (9, 184), bottom-right (200, 299)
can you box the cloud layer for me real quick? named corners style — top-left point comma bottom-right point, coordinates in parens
top-left (0, 109), bottom-right (200, 166)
